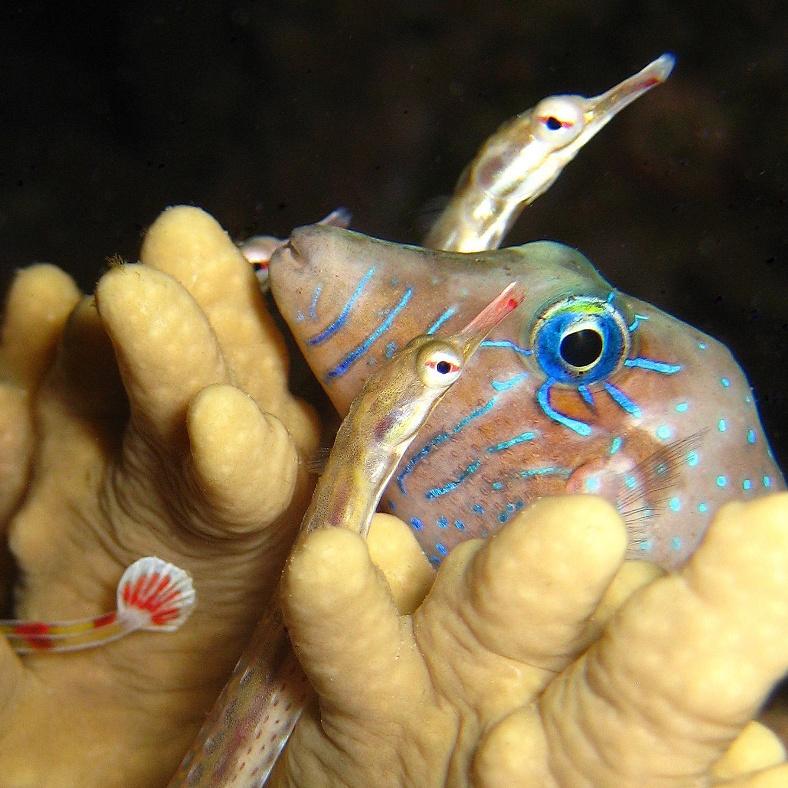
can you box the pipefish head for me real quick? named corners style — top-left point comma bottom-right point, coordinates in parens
top-left (426, 54), bottom-right (675, 252)
top-left (346, 282), bottom-right (524, 455)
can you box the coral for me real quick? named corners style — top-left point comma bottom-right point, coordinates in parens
top-left (274, 495), bottom-right (788, 787)
top-left (0, 206), bottom-right (785, 786)
top-left (0, 207), bottom-right (319, 785)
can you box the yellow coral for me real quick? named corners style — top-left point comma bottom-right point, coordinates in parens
top-left (275, 494), bottom-right (788, 787)
top-left (0, 206), bottom-right (785, 786)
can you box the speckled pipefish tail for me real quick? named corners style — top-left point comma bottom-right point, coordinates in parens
top-left (169, 283), bottom-right (524, 786)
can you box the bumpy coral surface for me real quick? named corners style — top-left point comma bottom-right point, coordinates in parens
top-left (0, 206), bottom-right (786, 786)
top-left (0, 208), bottom-right (320, 785)
top-left (274, 495), bottom-right (788, 787)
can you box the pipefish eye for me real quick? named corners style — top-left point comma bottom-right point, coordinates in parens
top-left (416, 342), bottom-right (463, 388)
top-left (532, 96), bottom-right (585, 145)
top-left (529, 296), bottom-right (630, 384)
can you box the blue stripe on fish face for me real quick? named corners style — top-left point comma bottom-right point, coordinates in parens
top-left (326, 288), bottom-right (413, 378)
top-left (307, 266), bottom-right (375, 345)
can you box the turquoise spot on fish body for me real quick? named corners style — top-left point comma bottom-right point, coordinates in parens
top-left (763, 476), bottom-right (772, 488)
top-left (472, 503), bottom-right (484, 515)
top-left (675, 402), bottom-right (689, 413)
top-left (698, 502), bottom-right (708, 513)
top-left (435, 543), bottom-right (448, 556)
top-left (716, 475), bottom-right (728, 488)
top-left (720, 377), bottom-right (731, 388)
top-left (687, 450), bottom-right (699, 467)
top-left (437, 516), bottom-right (448, 529)
top-left (743, 479), bottom-right (752, 491)
top-left (624, 474), bottom-right (637, 490)
top-left (747, 429), bottom-right (757, 445)
top-left (698, 342), bottom-right (707, 350)
top-left (492, 481), bottom-right (504, 491)
top-left (610, 436), bottom-right (623, 455)
top-left (656, 424), bottom-right (672, 440)
top-left (429, 556), bottom-right (441, 568)
top-left (639, 539), bottom-right (653, 553)
top-left (717, 419), bottom-right (727, 432)
top-left (454, 520), bottom-right (465, 530)
top-left (584, 476), bottom-right (601, 493)
top-left (668, 496), bottom-right (681, 512)
top-left (671, 536), bottom-right (682, 551)
top-left (384, 342), bottom-right (396, 359)
top-left (410, 517), bottom-right (424, 531)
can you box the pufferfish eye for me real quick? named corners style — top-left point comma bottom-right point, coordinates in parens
top-left (529, 296), bottom-right (630, 384)
top-left (416, 342), bottom-right (464, 388)
top-left (532, 96), bottom-right (585, 146)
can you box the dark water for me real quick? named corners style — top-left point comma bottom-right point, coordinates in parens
top-left (1, 1), bottom-right (785, 465)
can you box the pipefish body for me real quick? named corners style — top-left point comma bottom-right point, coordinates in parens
top-left (170, 283), bottom-right (523, 786)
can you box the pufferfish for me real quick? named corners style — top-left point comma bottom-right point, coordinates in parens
top-left (270, 227), bottom-right (784, 570)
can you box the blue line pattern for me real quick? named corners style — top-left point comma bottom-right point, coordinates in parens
top-left (454, 396), bottom-right (497, 432)
top-left (624, 357), bottom-right (681, 374)
top-left (491, 372), bottom-right (528, 392)
top-left (396, 396), bottom-right (498, 493)
top-left (327, 288), bottom-right (413, 378)
top-left (577, 384), bottom-right (595, 407)
top-left (519, 466), bottom-right (571, 479)
top-left (604, 382), bottom-right (641, 417)
top-left (537, 380), bottom-right (592, 436)
top-left (480, 339), bottom-right (533, 356)
top-left (425, 460), bottom-right (482, 499)
top-left (426, 306), bottom-right (457, 335)
top-left (487, 431), bottom-right (537, 453)
top-left (397, 433), bottom-right (450, 493)
top-left (307, 266), bottom-right (375, 346)
top-left (628, 313), bottom-right (649, 332)
top-left (308, 285), bottom-right (322, 320)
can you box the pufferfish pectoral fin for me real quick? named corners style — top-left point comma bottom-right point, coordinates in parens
top-left (565, 432), bottom-right (706, 542)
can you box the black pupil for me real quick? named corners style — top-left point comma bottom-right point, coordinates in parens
top-left (560, 329), bottom-right (603, 368)
top-left (545, 116), bottom-right (562, 130)
top-left (435, 360), bottom-right (452, 374)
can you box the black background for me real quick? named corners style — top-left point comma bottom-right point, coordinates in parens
top-left (1, 1), bottom-right (785, 467)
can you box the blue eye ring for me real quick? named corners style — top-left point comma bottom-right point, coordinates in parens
top-left (528, 296), bottom-right (630, 385)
